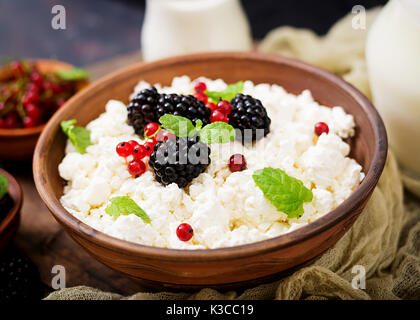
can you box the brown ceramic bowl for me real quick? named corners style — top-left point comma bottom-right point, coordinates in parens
top-left (33, 52), bottom-right (387, 290)
top-left (0, 60), bottom-right (87, 161)
top-left (0, 168), bottom-right (23, 251)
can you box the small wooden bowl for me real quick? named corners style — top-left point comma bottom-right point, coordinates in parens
top-left (0, 60), bottom-right (85, 161)
top-left (0, 168), bottom-right (23, 251)
top-left (33, 52), bottom-right (388, 290)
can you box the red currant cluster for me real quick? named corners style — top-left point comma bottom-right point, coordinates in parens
top-left (193, 81), bottom-right (232, 124)
top-left (116, 122), bottom-right (176, 178)
top-left (0, 61), bottom-right (82, 129)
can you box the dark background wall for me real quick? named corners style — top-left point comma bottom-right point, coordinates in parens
top-left (0, 0), bottom-right (387, 66)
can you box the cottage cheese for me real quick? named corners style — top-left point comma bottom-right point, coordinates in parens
top-left (59, 76), bottom-right (364, 249)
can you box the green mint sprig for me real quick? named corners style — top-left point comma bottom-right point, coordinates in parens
top-left (252, 168), bottom-right (313, 218)
top-left (60, 119), bottom-right (92, 154)
top-left (205, 81), bottom-right (244, 104)
top-left (0, 174), bottom-right (8, 200)
top-left (105, 196), bottom-right (151, 223)
top-left (55, 68), bottom-right (89, 81)
top-left (159, 114), bottom-right (235, 144)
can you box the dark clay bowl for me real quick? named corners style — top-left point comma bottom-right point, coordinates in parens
top-left (33, 52), bottom-right (387, 290)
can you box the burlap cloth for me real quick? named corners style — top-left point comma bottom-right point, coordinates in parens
top-left (45, 8), bottom-right (420, 300)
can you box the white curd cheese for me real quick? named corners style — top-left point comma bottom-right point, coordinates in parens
top-left (58, 76), bottom-right (363, 249)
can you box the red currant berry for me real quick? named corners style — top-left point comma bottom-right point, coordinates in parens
top-left (144, 140), bottom-right (156, 156)
top-left (132, 144), bottom-right (148, 160)
top-left (128, 160), bottom-right (146, 177)
top-left (52, 83), bottom-right (64, 94)
top-left (176, 223), bottom-right (194, 241)
top-left (210, 110), bottom-right (228, 123)
top-left (11, 61), bottom-right (24, 77)
top-left (194, 81), bottom-right (207, 92)
top-left (43, 81), bottom-right (53, 92)
top-left (30, 72), bottom-right (43, 87)
top-left (27, 82), bottom-right (40, 94)
top-left (144, 122), bottom-right (160, 137)
top-left (216, 100), bottom-right (232, 115)
top-left (4, 113), bottom-right (19, 128)
top-left (23, 116), bottom-right (38, 128)
top-left (127, 140), bottom-right (140, 148)
top-left (206, 102), bottom-right (217, 113)
top-left (25, 104), bottom-right (42, 119)
top-left (314, 122), bottom-right (329, 136)
top-left (229, 154), bottom-right (247, 172)
top-left (156, 130), bottom-right (176, 142)
top-left (0, 118), bottom-right (6, 128)
top-left (116, 142), bottom-right (133, 158)
top-left (194, 92), bottom-right (208, 104)
top-left (23, 91), bottom-right (39, 106)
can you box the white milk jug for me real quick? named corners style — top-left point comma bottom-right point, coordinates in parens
top-left (366, 0), bottom-right (420, 196)
top-left (141, 0), bottom-right (252, 62)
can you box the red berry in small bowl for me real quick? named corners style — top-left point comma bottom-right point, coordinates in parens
top-left (229, 154), bottom-right (247, 172)
top-left (144, 122), bottom-right (160, 137)
top-left (11, 61), bottom-right (24, 77)
top-left (23, 90), bottom-right (39, 106)
top-left (128, 160), bottom-right (146, 177)
top-left (217, 100), bottom-right (232, 115)
top-left (176, 223), bottom-right (194, 241)
top-left (4, 113), bottom-right (19, 128)
top-left (116, 141), bottom-right (133, 158)
top-left (25, 104), bottom-right (42, 119)
top-left (314, 122), bottom-right (329, 136)
top-left (194, 92), bottom-right (208, 104)
top-left (23, 116), bottom-right (38, 128)
top-left (194, 81), bottom-right (207, 92)
top-left (210, 110), bottom-right (228, 123)
top-left (30, 72), bottom-right (43, 87)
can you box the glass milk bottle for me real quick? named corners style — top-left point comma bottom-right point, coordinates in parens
top-left (141, 0), bottom-right (252, 62)
top-left (366, 0), bottom-right (420, 196)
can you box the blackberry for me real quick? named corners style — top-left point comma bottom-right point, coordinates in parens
top-left (127, 87), bottom-right (160, 135)
top-left (0, 248), bottom-right (42, 300)
top-left (229, 94), bottom-right (271, 142)
top-left (149, 137), bottom-right (211, 188)
top-left (156, 93), bottom-right (211, 127)
top-left (127, 87), bottom-right (211, 136)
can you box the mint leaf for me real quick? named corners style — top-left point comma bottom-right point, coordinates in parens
top-left (159, 114), bottom-right (236, 144)
top-left (195, 119), bottom-right (203, 130)
top-left (0, 174), bottom-right (8, 200)
top-left (159, 114), bottom-right (195, 137)
top-left (199, 122), bottom-right (236, 144)
top-left (205, 81), bottom-right (244, 103)
top-left (60, 119), bottom-right (92, 154)
top-left (252, 168), bottom-right (313, 218)
top-left (55, 68), bottom-right (89, 81)
top-left (60, 119), bottom-right (76, 136)
top-left (105, 196), bottom-right (151, 223)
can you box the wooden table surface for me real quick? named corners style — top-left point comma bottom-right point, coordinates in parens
top-left (3, 51), bottom-right (149, 296)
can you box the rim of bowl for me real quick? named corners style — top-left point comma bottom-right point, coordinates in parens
top-left (0, 125), bottom-right (45, 137)
top-left (0, 59), bottom-right (76, 137)
top-left (0, 168), bottom-right (23, 235)
top-left (33, 52), bottom-right (388, 262)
